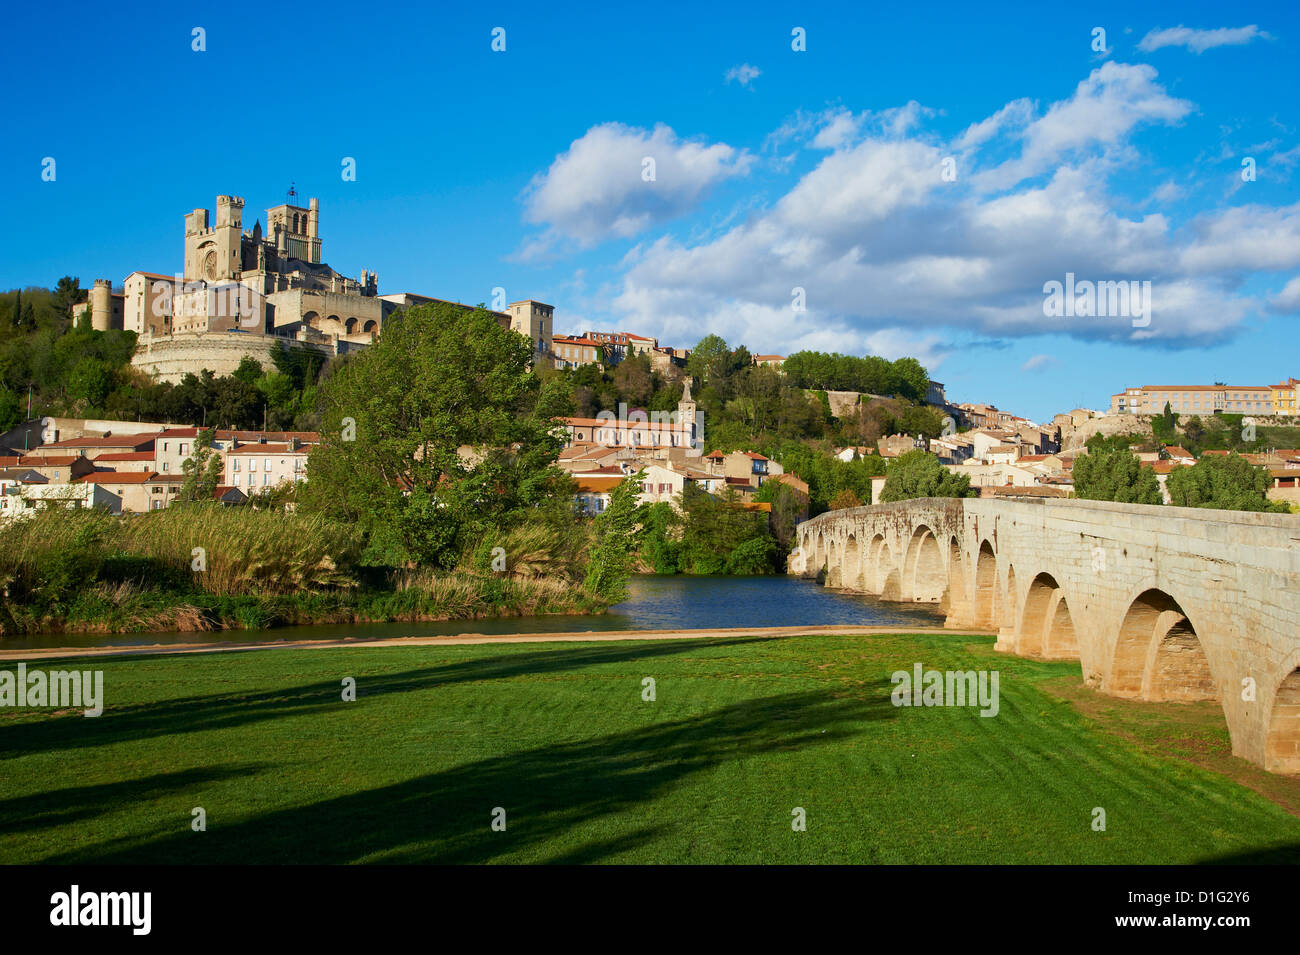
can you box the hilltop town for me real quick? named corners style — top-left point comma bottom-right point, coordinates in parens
top-left (2, 191), bottom-right (1298, 521)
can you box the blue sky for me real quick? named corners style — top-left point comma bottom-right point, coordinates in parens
top-left (2, 0), bottom-right (1298, 421)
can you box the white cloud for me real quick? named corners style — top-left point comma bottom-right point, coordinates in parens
top-left (1179, 202), bottom-right (1300, 272)
top-left (1268, 276), bottom-right (1300, 313)
top-left (518, 62), bottom-right (1295, 358)
top-left (976, 63), bottom-right (1192, 191)
top-left (600, 64), bottom-right (1277, 353)
top-left (1138, 25), bottom-right (1272, 54)
top-left (518, 123), bottom-right (753, 252)
top-left (954, 98), bottom-right (1035, 152)
top-left (724, 63), bottom-right (761, 87)
top-left (1021, 354), bottom-right (1057, 372)
top-left (810, 108), bottom-right (862, 150)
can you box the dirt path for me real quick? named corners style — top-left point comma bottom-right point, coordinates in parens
top-left (0, 624), bottom-right (994, 662)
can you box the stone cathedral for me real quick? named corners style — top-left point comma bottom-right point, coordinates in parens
top-left (73, 190), bottom-right (557, 383)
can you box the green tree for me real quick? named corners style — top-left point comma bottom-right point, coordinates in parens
top-left (675, 484), bottom-right (778, 574)
top-left (891, 357), bottom-right (930, 402)
top-left (638, 500), bottom-right (683, 574)
top-left (299, 302), bottom-right (573, 568)
top-left (828, 488), bottom-right (862, 509)
top-left (879, 450), bottom-right (975, 502)
top-left (178, 427), bottom-right (223, 503)
top-left (584, 471), bottom-right (644, 601)
top-left (1166, 454), bottom-right (1286, 512)
top-left (66, 357), bottom-right (112, 408)
top-left (1072, 447), bottom-right (1162, 504)
top-left (51, 276), bottom-right (86, 321)
top-left (687, 334), bottom-right (731, 383)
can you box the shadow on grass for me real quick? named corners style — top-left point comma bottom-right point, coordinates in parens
top-left (0, 638), bottom-right (769, 760)
top-left (41, 684), bottom-right (895, 864)
top-left (0, 766), bottom-right (264, 837)
top-left (1194, 844), bottom-right (1300, 864)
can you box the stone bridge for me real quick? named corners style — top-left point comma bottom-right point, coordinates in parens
top-left (791, 498), bottom-right (1300, 774)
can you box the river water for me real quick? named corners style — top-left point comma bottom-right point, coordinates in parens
top-left (6, 575), bottom-right (947, 650)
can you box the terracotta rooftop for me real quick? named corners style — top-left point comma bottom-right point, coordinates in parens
top-left (76, 471), bottom-right (158, 484)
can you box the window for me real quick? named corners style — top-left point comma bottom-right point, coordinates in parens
top-left (232, 458), bottom-right (240, 471)
top-left (180, 444), bottom-right (188, 455)
top-left (264, 459), bottom-right (272, 472)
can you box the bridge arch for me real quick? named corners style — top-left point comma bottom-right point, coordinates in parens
top-left (973, 541), bottom-right (997, 627)
top-left (826, 538), bottom-right (842, 587)
top-left (1267, 668), bottom-right (1300, 774)
top-left (1109, 589), bottom-right (1218, 702)
top-left (943, 535), bottom-right (970, 620)
top-left (905, 526), bottom-right (945, 602)
top-left (874, 535), bottom-right (902, 600)
top-left (1018, 573), bottom-right (1079, 659)
top-left (843, 534), bottom-right (863, 591)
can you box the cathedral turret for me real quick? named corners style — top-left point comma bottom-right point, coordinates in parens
top-left (90, 279), bottom-right (112, 331)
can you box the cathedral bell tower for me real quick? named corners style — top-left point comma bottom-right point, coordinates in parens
top-left (677, 378), bottom-right (698, 448)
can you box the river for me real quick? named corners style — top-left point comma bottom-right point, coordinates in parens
top-left (5, 575), bottom-right (947, 650)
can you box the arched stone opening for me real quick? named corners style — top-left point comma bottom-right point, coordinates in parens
top-left (363, 319), bottom-right (378, 335)
top-left (345, 317), bottom-right (358, 334)
top-left (1044, 591), bottom-right (1078, 659)
top-left (905, 527), bottom-right (945, 602)
top-left (973, 541), bottom-right (997, 627)
top-left (1015, 572), bottom-right (1079, 659)
top-left (1018, 573), bottom-right (1056, 657)
top-left (942, 536), bottom-right (969, 620)
top-left (842, 534), bottom-right (863, 591)
top-left (1110, 589), bottom-right (1217, 702)
top-left (826, 539), bottom-right (842, 588)
top-left (1266, 669), bottom-right (1300, 774)
top-left (866, 534), bottom-right (889, 594)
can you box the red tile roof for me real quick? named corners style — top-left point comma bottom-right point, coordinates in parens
top-left (94, 452), bottom-right (156, 462)
top-left (77, 471), bottom-right (158, 484)
top-left (19, 455), bottom-right (83, 466)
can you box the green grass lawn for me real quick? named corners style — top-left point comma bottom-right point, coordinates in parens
top-left (2, 633), bottom-right (1299, 864)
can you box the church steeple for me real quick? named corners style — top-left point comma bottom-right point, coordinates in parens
top-left (677, 377), bottom-right (697, 448)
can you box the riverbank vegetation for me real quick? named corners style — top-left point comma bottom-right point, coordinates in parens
top-left (0, 506), bottom-right (607, 637)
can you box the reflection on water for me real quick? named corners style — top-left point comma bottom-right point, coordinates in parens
top-left (4, 575), bottom-right (947, 650)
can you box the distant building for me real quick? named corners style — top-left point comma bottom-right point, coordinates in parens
top-left (1111, 383), bottom-right (1283, 416)
top-left (552, 335), bottom-right (604, 369)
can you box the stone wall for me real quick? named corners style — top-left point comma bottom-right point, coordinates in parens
top-left (132, 332), bottom-right (338, 384)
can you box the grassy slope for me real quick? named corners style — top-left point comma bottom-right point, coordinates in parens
top-left (1, 633), bottom-right (1298, 864)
